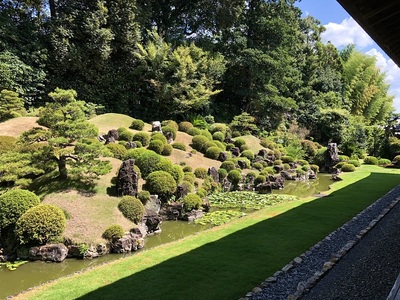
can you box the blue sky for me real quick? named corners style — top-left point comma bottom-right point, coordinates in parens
top-left (295, 0), bottom-right (400, 112)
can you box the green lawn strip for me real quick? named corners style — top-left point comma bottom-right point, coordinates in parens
top-left (16, 166), bottom-right (400, 300)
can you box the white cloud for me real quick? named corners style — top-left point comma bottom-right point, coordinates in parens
top-left (366, 48), bottom-right (400, 112)
top-left (321, 18), bottom-right (374, 48)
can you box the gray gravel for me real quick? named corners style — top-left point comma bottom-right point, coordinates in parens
top-left (249, 186), bottom-right (400, 300)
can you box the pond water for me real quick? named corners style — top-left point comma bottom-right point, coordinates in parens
top-left (0, 174), bottom-right (332, 299)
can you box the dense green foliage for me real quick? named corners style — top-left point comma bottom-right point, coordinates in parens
top-left (15, 204), bottom-right (66, 245)
top-left (102, 225), bottom-right (125, 241)
top-left (118, 196), bottom-right (144, 224)
top-left (0, 89), bottom-right (25, 121)
top-left (182, 193), bottom-right (203, 212)
top-left (195, 210), bottom-right (246, 226)
top-left (0, 189), bottom-right (40, 229)
top-left (144, 171), bottom-right (177, 200)
top-left (130, 119), bottom-right (145, 131)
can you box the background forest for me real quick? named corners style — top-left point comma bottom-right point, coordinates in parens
top-left (1, 0), bottom-right (399, 159)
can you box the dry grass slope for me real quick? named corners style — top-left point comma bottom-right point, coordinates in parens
top-left (0, 117), bottom-right (41, 136)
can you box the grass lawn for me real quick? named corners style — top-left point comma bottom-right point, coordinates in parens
top-left (15, 165), bottom-right (400, 300)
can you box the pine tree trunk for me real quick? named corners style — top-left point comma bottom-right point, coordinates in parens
top-left (58, 157), bottom-right (68, 179)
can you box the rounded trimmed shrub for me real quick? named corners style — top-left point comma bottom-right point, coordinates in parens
top-left (15, 204), bottom-right (66, 245)
top-left (194, 167), bottom-right (208, 179)
top-left (162, 144), bottom-right (173, 156)
top-left (144, 171), bottom-right (177, 200)
top-left (252, 162), bottom-right (263, 171)
top-left (162, 126), bottom-right (177, 140)
top-left (220, 160), bottom-right (236, 172)
top-left (130, 119), bottom-right (145, 130)
top-left (178, 121), bottom-right (193, 133)
top-left (200, 130), bottom-right (212, 140)
top-left (148, 139), bottom-right (165, 154)
top-left (205, 141), bottom-right (217, 149)
top-left (118, 196), bottom-right (144, 224)
top-left (227, 169), bottom-right (242, 185)
top-left (125, 147), bottom-right (147, 160)
top-left (187, 127), bottom-right (201, 136)
top-left (246, 171), bottom-right (256, 181)
top-left (133, 132), bottom-right (151, 147)
top-left (135, 150), bottom-right (163, 178)
top-left (347, 160), bottom-right (361, 167)
top-left (378, 158), bottom-right (391, 166)
top-left (182, 166), bottom-right (193, 173)
top-left (117, 128), bottom-right (133, 141)
top-left (196, 188), bottom-right (207, 198)
top-left (335, 161), bottom-right (347, 169)
top-left (172, 142), bottom-right (186, 151)
top-left (212, 131), bottom-right (225, 142)
top-left (205, 146), bottom-right (222, 160)
top-left (218, 168), bottom-right (228, 181)
top-left (241, 150), bottom-right (254, 160)
top-left (169, 165), bottom-right (184, 183)
top-left (301, 140), bottom-right (318, 159)
top-left (364, 156), bottom-right (379, 165)
top-left (254, 175), bottom-right (266, 185)
top-left (296, 159), bottom-right (309, 166)
top-left (283, 163), bottom-right (291, 170)
top-left (213, 140), bottom-right (226, 151)
top-left (240, 144), bottom-right (250, 152)
top-left (161, 120), bottom-right (179, 131)
top-left (260, 138), bottom-right (276, 149)
top-left (261, 167), bottom-right (275, 175)
top-left (138, 190), bottom-right (151, 204)
top-left (182, 193), bottom-right (203, 212)
top-left (106, 143), bottom-right (128, 160)
top-left (102, 224), bottom-right (125, 241)
top-left (151, 132), bottom-right (168, 144)
top-left (192, 135), bottom-right (210, 152)
top-left (183, 172), bottom-right (196, 184)
top-left (0, 189), bottom-right (40, 229)
top-left (310, 164), bottom-right (320, 173)
top-left (234, 138), bottom-right (246, 148)
top-left (338, 155), bottom-right (349, 162)
top-left (180, 181), bottom-right (194, 194)
top-left (273, 159), bottom-right (283, 165)
top-left (341, 163), bottom-right (356, 172)
top-left (225, 143), bottom-right (235, 151)
top-left (281, 156), bottom-right (295, 163)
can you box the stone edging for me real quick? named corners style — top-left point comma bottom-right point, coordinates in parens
top-left (241, 195), bottom-right (400, 300)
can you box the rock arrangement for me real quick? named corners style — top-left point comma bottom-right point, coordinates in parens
top-left (241, 186), bottom-right (400, 300)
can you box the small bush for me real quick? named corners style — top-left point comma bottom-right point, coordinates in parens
top-left (192, 135), bottom-right (210, 152)
top-left (234, 138), bottom-right (246, 148)
top-left (187, 127), bottom-right (202, 136)
top-left (125, 147), bottom-right (147, 160)
top-left (220, 160), bottom-right (236, 172)
top-left (106, 143), bottom-right (128, 160)
top-left (205, 141), bottom-right (217, 149)
top-left (301, 140), bottom-right (318, 160)
top-left (335, 161), bottom-right (347, 169)
top-left (240, 144), bottom-right (250, 152)
top-left (261, 167), bottom-right (275, 175)
top-left (254, 175), bottom-right (266, 185)
top-left (200, 130), bottom-right (213, 140)
top-left (312, 147), bottom-right (327, 166)
top-left (364, 156), bottom-right (379, 165)
top-left (130, 119), bottom-right (145, 130)
top-left (151, 132), bottom-right (168, 144)
top-left (180, 181), bottom-right (194, 194)
top-left (347, 159), bottom-right (361, 167)
top-left (232, 131), bottom-right (241, 138)
top-left (260, 138), bottom-right (276, 149)
top-left (133, 132), bottom-right (151, 147)
top-left (138, 191), bottom-right (151, 204)
top-left (341, 163), bottom-right (356, 172)
top-left (241, 150), bottom-right (254, 160)
top-left (205, 146), bottom-right (222, 160)
top-left (212, 131), bottom-right (225, 142)
top-left (182, 166), bottom-right (193, 173)
top-left (209, 123), bottom-right (227, 134)
top-left (229, 157), bottom-right (251, 169)
top-left (118, 196), bottom-right (144, 224)
top-left (183, 172), bottom-right (196, 184)
top-left (281, 156), bottom-right (295, 163)
top-left (162, 126), bottom-right (177, 140)
top-left (213, 140), bottom-right (226, 151)
top-left (15, 204), bottom-right (66, 245)
top-left (170, 165), bottom-right (184, 183)
top-left (148, 139), bottom-right (165, 154)
top-left (162, 144), bottom-right (173, 156)
top-left (182, 193), bottom-right (203, 212)
top-left (172, 142), bottom-right (186, 151)
top-left (225, 143), bottom-right (235, 151)
top-left (296, 159), bottom-right (309, 166)
top-left (196, 188), bottom-right (207, 198)
top-left (218, 168), bottom-right (228, 180)
top-left (102, 224), bottom-right (125, 241)
top-left (283, 163), bottom-right (291, 170)
top-left (338, 155), bottom-right (349, 162)
top-left (378, 158), bottom-right (391, 166)
top-left (194, 167), bottom-right (208, 179)
top-left (117, 128), bottom-right (133, 141)
top-left (310, 164), bottom-right (320, 173)
top-left (246, 172), bottom-right (256, 182)
top-left (179, 121), bottom-right (194, 133)
top-left (273, 159), bottom-right (283, 165)
top-left (144, 171), bottom-right (177, 200)
top-left (161, 120), bottom-right (179, 131)
top-left (0, 136), bottom-right (17, 154)
top-left (227, 169), bottom-right (242, 185)
top-left (252, 162), bottom-right (263, 171)
top-left (0, 189), bottom-right (41, 229)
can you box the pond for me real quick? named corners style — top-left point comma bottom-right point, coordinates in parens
top-left (0, 173), bottom-right (332, 299)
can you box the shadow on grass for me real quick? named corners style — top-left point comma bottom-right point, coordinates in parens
top-left (29, 171), bottom-right (96, 197)
top-left (74, 173), bottom-right (400, 300)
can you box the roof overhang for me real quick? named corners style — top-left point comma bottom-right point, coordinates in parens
top-left (337, 0), bottom-right (400, 67)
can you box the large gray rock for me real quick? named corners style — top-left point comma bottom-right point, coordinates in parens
top-left (112, 232), bottom-right (144, 253)
top-left (208, 167), bottom-right (219, 182)
top-left (144, 195), bottom-right (161, 214)
top-left (218, 151), bottom-right (229, 162)
top-left (152, 121), bottom-right (162, 133)
top-left (230, 147), bottom-right (240, 157)
top-left (144, 211), bottom-right (162, 234)
top-left (83, 243), bottom-right (109, 259)
top-left (116, 159), bottom-right (139, 197)
top-left (29, 244), bottom-right (68, 262)
top-left (326, 143), bottom-right (340, 172)
top-left (105, 129), bottom-right (119, 144)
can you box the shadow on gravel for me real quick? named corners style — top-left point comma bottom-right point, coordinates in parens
top-left (77, 173), bottom-right (400, 300)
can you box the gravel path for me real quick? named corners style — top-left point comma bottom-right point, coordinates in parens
top-left (246, 186), bottom-right (400, 300)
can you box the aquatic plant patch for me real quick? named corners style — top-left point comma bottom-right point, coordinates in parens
top-left (208, 191), bottom-right (298, 209)
top-left (195, 210), bottom-right (246, 226)
top-left (0, 260), bottom-right (28, 271)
